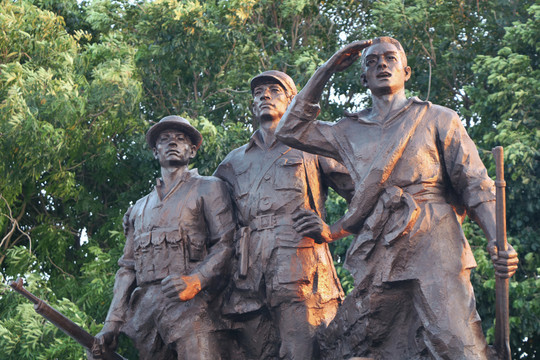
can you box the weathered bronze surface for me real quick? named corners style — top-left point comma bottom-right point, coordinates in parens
top-left (93, 116), bottom-right (235, 360)
top-left (214, 70), bottom-right (353, 360)
top-left (276, 37), bottom-right (518, 359)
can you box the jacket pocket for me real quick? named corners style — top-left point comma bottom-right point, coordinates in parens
top-left (186, 230), bottom-right (207, 261)
top-left (274, 157), bottom-right (304, 190)
top-left (276, 246), bottom-right (315, 284)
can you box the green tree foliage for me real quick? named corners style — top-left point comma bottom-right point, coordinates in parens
top-left (0, 1), bottom-right (145, 357)
top-left (133, 0), bottom-right (341, 122)
top-left (465, 4), bottom-right (540, 355)
top-left (0, 0), bottom-right (537, 358)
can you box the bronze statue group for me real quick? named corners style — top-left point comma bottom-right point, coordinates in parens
top-left (92, 37), bottom-right (519, 360)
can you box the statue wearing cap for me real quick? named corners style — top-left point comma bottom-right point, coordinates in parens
top-left (214, 71), bottom-right (354, 359)
top-left (93, 116), bottom-right (235, 360)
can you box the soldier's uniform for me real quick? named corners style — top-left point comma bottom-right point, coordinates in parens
top-left (277, 95), bottom-right (495, 359)
top-left (214, 131), bottom-right (352, 359)
top-left (100, 116), bottom-right (235, 360)
top-left (107, 169), bottom-right (234, 359)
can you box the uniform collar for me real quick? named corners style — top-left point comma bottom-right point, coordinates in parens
top-left (155, 168), bottom-right (198, 201)
top-left (345, 96), bottom-right (430, 125)
top-left (246, 129), bottom-right (280, 152)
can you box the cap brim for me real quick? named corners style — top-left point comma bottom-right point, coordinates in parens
top-left (146, 121), bottom-right (203, 149)
top-left (251, 75), bottom-right (289, 95)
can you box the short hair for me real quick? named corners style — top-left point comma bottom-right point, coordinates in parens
top-left (361, 36), bottom-right (407, 73)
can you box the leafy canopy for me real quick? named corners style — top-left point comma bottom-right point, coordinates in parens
top-left (0, 0), bottom-right (537, 358)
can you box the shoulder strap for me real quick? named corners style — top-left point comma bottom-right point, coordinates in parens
top-left (341, 104), bottom-right (429, 232)
top-left (301, 152), bottom-right (321, 217)
top-left (175, 178), bottom-right (200, 267)
top-left (175, 178), bottom-right (198, 219)
top-left (331, 125), bottom-right (361, 184)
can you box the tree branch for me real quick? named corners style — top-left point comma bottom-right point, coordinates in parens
top-left (47, 255), bottom-right (76, 279)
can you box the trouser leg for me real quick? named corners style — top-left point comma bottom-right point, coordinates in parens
top-left (361, 281), bottom-right (422, 359)
top-left (135, 331), bottom-right (175, 360)
top-left (174, 330), bottom-right (223, 360)
top-left (274, 302), bottom-right (320, 360)
top-left (231, 308), bottom-right (279, 360)
top-left (412, 269), bottom-right (489, 360)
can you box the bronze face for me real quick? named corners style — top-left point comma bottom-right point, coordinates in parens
top-left (153, 129), bottom-right (196, 168)
top-left (362, 42), bottom-right (410, 96)
top-left (251, 82), bottom-right (290, 123)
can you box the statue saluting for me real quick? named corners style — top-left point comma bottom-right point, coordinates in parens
top-left (276, 37), bottom-right (519, 359)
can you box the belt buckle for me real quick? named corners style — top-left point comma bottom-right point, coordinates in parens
top-left (257, 214), bottom-right (275, 230)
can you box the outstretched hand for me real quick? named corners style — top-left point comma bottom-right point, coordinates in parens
top-left (161, 274), bottom-right (202, 301)
top-left (326, 40), bottom-right (373, 73)
top-left (292, 209), bottom-right (332, 243)
top-left (487, 241), bottom-right (519, 278)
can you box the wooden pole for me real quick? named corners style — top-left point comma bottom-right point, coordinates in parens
top-left (492, 146), bottom-right (511, 360)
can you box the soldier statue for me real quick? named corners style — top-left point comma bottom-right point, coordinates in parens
top-left (93, 116), bottom-right (235, 360)
top-left (276, 37), bottom-right (519, 359)
top-left (214, 71), bottom-right (353, 359)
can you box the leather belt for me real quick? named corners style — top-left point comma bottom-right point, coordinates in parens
top-left (249, 214), bottom-right (293, 231)
top-left (411, 191), bottom-right (446, 203)
top-left (254, 214), bottom-right (275, 230)
top-left (401, 184), bottom-right (447, 203)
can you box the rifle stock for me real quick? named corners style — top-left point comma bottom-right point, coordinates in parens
top-left (10, 278), bottom-right (126, 360)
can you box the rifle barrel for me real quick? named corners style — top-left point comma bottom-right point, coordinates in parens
top-left (10, 278), bottom-right (126, 360)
